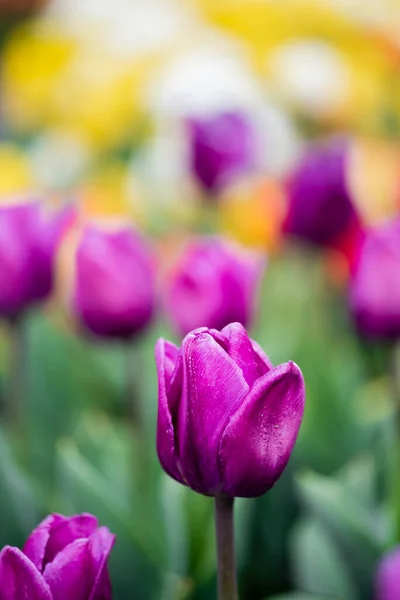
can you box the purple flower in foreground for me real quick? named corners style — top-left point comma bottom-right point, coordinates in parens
top-left (375, 547), bottom-right (400, 600)
top-left (163, 237), bottom-right (265, 337)
top-left (0, 199), bottom-right (73, 319)
top-left (0, 513), bottom-right (115, 600)
top-left (350, 217), bottom-right (400, 339)
top-left (156, 322), bottom-right (305, 497)
top-left (70, 222), bottom-right (156, 340)
top-left (188, 112), bottom-right (256, 195)
top-left (284, 137), bottom-right (360, 248)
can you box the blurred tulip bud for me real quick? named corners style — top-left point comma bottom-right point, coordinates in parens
top-left (188, 111), bottom-right (256, 196)
top-left (163, 236), bottom-right (265, 337)
top-left (375, 546), bottom-right (400, 600)
top-left (350, 217), bottom-right (400, 339)
top-left (0, 513), bottom-right (115, 600)
top-left (284, 137), bottom-right (363, 253)
top-left (0, 199), bottom-right (74, 320)
top-left (63, 221), bottom-right (156, 339)
top-left (156, 322), bottom-right (305, 497)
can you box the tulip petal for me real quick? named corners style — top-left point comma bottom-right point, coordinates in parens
top-left (155, 338), bottom-right (185, 485)
top-left (0, 546), bottom-right (52, 600)
top-left (179, 331), bottom-right (249, 494)
top-left (23, 513), bottom-right (66, 571)
top-left (43, 538), bottom-right (92, 600)
top-left (219, 361), bottom-right (305, 497)
top-left (220, 323), bottom-right (272, 385)
top-left (42, 514), bottom-right (99, 567)
top-left (375, 547), bottom-right (400, 600)
top-left (88, 527), bottom-right (115, 600)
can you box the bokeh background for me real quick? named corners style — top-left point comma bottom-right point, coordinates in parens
top-left (1, 1), bottom-right (400, 599)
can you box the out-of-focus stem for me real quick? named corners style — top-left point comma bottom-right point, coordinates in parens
top-left (390, 344), bottom-right (400, 437)
top-left (214, 496), bottom-right (238, 600)
top-left (6, 316), bottom-right (26, 439)
top-left (124, 341), bottom-right (143, 432)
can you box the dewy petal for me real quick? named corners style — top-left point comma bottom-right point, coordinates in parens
top-left (88, 527), bottom-right (115, 600)
top-left (43, 538), bottom-right (92, 600)
top-left (0, 546), bottom-right (52, 600)
top-left (155, 338), bottom-right (185, 485)
top-left (219, 361), bottom-right (305, 497)
top-left (178, 331), bottom-right (249, 494)
top-left (220, 323), bottom-right (272, 385)
top-left (23, 513), bottom-right (66, 572)
top-left (42, 514), bottom-right (99, 567)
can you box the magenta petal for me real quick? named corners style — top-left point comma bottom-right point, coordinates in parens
top-left (43, 538), bottom-right (92, 600)
top-left (155, 338), bottom-right (185, 485)
top-left (220, 323), bottom-right (272, 385)
top-left (219, 361), bottom-right (305, 497)
top-left (375, 547), bottom-right (400, 600)
top-left (179, 332), bottom-right (249, 494)
top-left (42, 514), bottom-right (99, 567)
top-left (88, 527), bottom-right (115, 600)
top-left (0, 546), bottom-right (52, 600)
top-left (23, 513), bottom-right (66, 572)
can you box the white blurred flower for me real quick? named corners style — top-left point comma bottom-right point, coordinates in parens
top-left (268, 40), bottom-right (350, 118)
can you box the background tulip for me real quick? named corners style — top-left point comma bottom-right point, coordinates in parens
top-left (156, 322), bottom-right (305, 498)
top-left (375, 547), bottom-right (400, 600)
top-left (0, 513), bottom-right (115, 600)
top-left (284, 137), bottom-right (362, 251)
top-left (0, 199), bottom-right (73, 320)
top-left (163, 237), bottom-right (265, 336)
top-left (66, 221), bottom-right (156, 339)
top-left (350, 217), bottom-right (400, 338)
top-left (188, 111), bottom-right (256, 195)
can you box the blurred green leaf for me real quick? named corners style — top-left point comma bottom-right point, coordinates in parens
top-left (290, 518), bottom-right (356, 599)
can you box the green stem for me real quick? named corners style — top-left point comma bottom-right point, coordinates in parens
top-left (214, 496), bottom-right (238, 600)
top-left (390, 344), bottom-right (400, 437)
top-left (6, 316), bottom-right (26, 440)
top-left (124, 341), bottom-right (143, 432)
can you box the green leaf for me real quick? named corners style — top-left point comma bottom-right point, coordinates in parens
top-left (290, 518), bottom-right (356, 599)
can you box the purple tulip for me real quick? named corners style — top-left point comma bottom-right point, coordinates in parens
top-left (350, 217), bottom-right (400, 338)
top-left (155, 322), bottom-right (305, 497)
top-left (375, 547), bottom-right (400, 600)
top-left (163, 237), bottom-right (265, 337)
top-left (0, 199), bottom-right (74, 320)
top-left (188, 111), bottom-right (256, 195)
top-left (0, 513), bottom-right (115, 600)
top-left (284, 137), bottom-right (361, 248)
top-left (71, 222), bottom-right (156, 339)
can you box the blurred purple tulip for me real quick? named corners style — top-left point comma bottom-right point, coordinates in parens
top-left (71, 222), bottom-right (156, 339)
top-left (350, 217), bottom-right (400, 338)
top-left (284, 137), bottom-right (362, 249)
top-left (0, 513), bottom-right (115, 600)
top-left (188, 112), bottom-right (256, 195)
top-left (163, 237), bottom-right (265, 337)
top-left (0, 199), bottom-right (74, 320)
top-left (375, 547), bottom-right (400, 600)
top-left (156, 322), bottom-right (305, 497)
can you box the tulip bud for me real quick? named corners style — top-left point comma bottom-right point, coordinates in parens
top-left (0, 199), bottom-right (73, 320)
top-left (163, 237), bottom-right (265, 337)
top-left (188, 112), bottom-right (256, 196)
top-left (350, 217), bottom-right (400, 339)
top-left (63, 221), bottom-right (156, 340)
top-left (284, 137), bottom-right (362, 250)
top-left (155, 322), bottom-right (305, 497)
top-left (375, 547), bottom-right (400, 600)
top-left (0, 513), bottom-right (115, 600)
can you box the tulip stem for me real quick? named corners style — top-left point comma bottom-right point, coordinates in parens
top-left (124, 341), bottom-right (143, 432)
top-left (390, 344), bottom-right (400, 437)
top-left (6, 316), bottom-right (26, 442)
top-left (214, 496), bottom-right (238, 600)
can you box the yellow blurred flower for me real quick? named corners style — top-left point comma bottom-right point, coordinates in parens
top-left (348, 136), bottom-right (400, 226)
top-left (0, 144), bottom-right (34, 197)
top-left (2, 22), bottom-right (77, 132)
top-left (76, 161), bottom-right (145, 226)
top-left (217, 178), bottom-right (287, 252)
